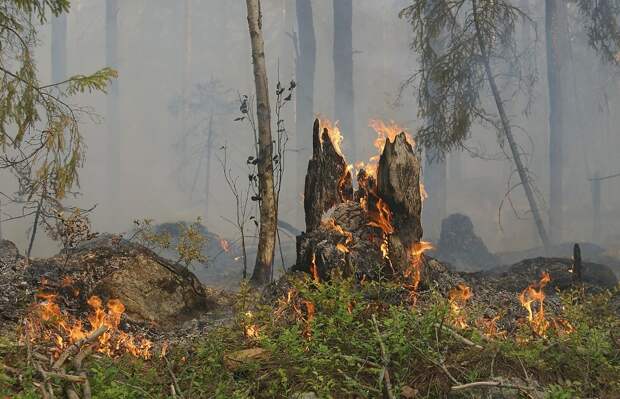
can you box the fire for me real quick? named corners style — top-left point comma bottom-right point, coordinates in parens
top-left (449, 283), bottom-right (472, 329)
top-left (476, 315), bottom-right (505, 338)
top-left (310, 253), bottom-right (320, 282)
top-left (26, 292), bottom-right (152, 359)
top-left (318, 118), bottom-right (344, 156)
top-left (369, 119), bottom-right (415, 153)
top-left (302, 300), bottom-right (316, 339)
top-left (367, 198), bottom-right (395, 235)
top-left (219, 239), bottom-right (231, 252)
top-left (405, 241), bottom-right (434, 300)
top-left (519, 271), bottom-right (551, 336)
top-left (336, 243), bottom-right (349, 253)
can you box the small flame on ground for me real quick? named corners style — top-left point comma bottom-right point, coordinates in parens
top-left (519, 271), bottom-right (551, 336)
top-left (219, 239), bottom-right (231, 252)
top-left (449, 283), bottom-right (472, 329)
top-left (405, 241), bottom-right (434, 301)
top-left (310, 253), bottom-right (320, 282)
top-left (26, 291), bottom-right (152, 359)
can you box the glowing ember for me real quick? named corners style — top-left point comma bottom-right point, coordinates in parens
top-left (219, 239), bottom-right (231, 252)
top-left (318, 118), bottom-right (344, 156)
top-left (519, 271), bottom-right (551, 336)
top-left (336, 243), bottom-right (349, 253)
top-left (448, 283), bottom-right (472, 329)
top-left (26, 291), bottom-right (152, 359)
top-left (302, 300), bottom-right (316, 339)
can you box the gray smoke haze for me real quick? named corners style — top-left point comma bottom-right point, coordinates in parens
top-left (2, 0), bottom-right (619, 265)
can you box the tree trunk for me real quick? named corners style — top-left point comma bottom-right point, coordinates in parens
top-left (105, 0), bottom-right (120, 214)
top-left (246, 0), bottom-right (278, 285)
top-left (182, 0), bottom-right (192, 160)
top-left (545, 0), bottom-right (570, 243)
top-left (472, 0), bottom-right (550, 250)
top-left (205, 113), bottom-right (214, 221)
top-left (51, 13), bottom-right (67, 83)
top-left (295, 0), bottom-right (316, 226)
top-left (333, 0), bottom-right (355, 159)
top-left (422, 151), bottom-right (447, 241)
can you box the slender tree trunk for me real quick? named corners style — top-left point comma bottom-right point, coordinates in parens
top-left (106, 0), bottom-right (120, 214)
top-left (246, 0), bottom-right (277, 285)
top-left (472, 0), bottom-right (550, 250)
top-left (205, 113), bottom-right (214, 220)
top-left (51, 13), bottom-right (67, 83)
top-left (295, 0), bottom-right (316, 226)
top-left (333, 0), bottom-right (355, 159)
top-left (182, 0), bottom-right (192, 146)
top-left (422, 151), bottom-right (447, 241)
top-left (545, 0), bottom-right (570, 243)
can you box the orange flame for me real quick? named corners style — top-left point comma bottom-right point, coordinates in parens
top-left (449, 283), bottom-right (472, 329)
top-left (405, 241), bottom-right (434, 300)
top-left (27, 291), bottom-right (152, 359)
top-left (318, 118), bottom-right (344, 156)
top-left (219, 239), bottom-right (231, 252)
top-left (519, 271), bottom-right (551, 336)
top-left (310, 253), bottom-right (320, 282)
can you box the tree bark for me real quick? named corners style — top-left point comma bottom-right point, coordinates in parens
top-left (295, 0), bottom-right (316, 225)
top-left (333, 0), bottom-right (355, 159)
top-left (472, 0), bottom-right (550, 250)
top-left (303, 119), bottom-right (352, 232)
top-left (105, 0), bottom-right (120, 214)
top-left (545, 0), bottom-right (570, 243)
top-left (422, 150), bottom-right (447, 241)
top-left (246, 0), bottom-right (277, 285)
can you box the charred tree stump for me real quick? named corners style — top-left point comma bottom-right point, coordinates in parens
top-left (376, 132), bottom-right (423, 272)
top-left (295, 125), bottom-right (424, 282)
top-left (303, 119), bottom-right (352, 232)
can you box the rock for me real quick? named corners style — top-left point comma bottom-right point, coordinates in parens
top-left (0, 239), bottom-right (20, 266)
top-left (433, 213), bottom-right (499, 271)
top-left (27, 241), bottom-right (221, 327)
top-left (223, 347), bottom-right (269, 371)
top-left (478, 256), bottom-right (618, 292)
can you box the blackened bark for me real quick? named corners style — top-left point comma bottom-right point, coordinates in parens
top-left (303, 119), bottom-right (352, 232)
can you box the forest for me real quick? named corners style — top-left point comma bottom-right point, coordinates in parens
top-left (1, 0), bottom-right (620, 398)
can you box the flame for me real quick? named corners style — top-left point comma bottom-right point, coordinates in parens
top-left (336, 243), bottom-right (349, 253)
top-left (367, 198), bottom-right (394, 235)
top-left (302, 300), bottom-right (315, 339)
top-left (518, 271), bottom-right (551, 336)
top-left (449, 283), bottom-right (472, 329)
top-left (310, 253), bottom-right (320, 282)
top-left (476, 316), bottom-right (505, 338)
top-left (219, 239), bottom-right (231, 252)
top-left (318, 118), bottom-right (344, 156)
top-left (405, 241), bottom-right (434, 301)
top-left (26, 291), bottom-right (152, 359)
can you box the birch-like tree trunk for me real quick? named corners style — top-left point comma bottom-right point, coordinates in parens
top-left (246, 0), bottom-right (277, 285)
top-left (295, 0), bottom-right (316, 225)
top-left (545, 0), bottom-right (570, 243)
top-left (106, 0), bottom-right (120, 212)
top-left (333, 0), bottom-right (355, 159)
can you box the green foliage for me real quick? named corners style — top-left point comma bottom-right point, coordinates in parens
top-left (1, 278), bottom-right (618, 398)
top-left (131, 217), bottom-right (208, 267)
top-left (575, 0), bottom-right (620, 64)
top-left (0, 0), bottom-right (115, 203)
top-left (399, 0), bottom-right (532, 156)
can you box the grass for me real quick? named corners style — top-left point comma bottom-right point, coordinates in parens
top-left (1, 275), bottom-right (619, 398)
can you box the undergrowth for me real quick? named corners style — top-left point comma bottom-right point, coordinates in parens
top-left (1, 275), bottom-right (618, 398)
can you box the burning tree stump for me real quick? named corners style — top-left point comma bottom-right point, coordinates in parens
top-left (304, 119), bottom-right (353, 232)
top-left (295, 120), bottom-right (424, 281)
top-left (376, 132), bottom-right (423, 273)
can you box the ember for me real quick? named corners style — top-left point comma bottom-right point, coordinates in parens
top-left (219, 238), bottom-right (231, 252)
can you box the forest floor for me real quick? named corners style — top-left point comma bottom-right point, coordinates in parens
top-left (1, 271), bottom-right (619, 399)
